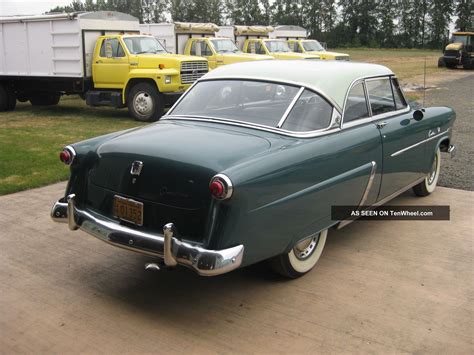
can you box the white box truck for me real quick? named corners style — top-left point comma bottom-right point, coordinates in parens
top-left (0, 12), bottom-right (208, 121)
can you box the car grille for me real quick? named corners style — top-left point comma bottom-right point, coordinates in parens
top-left (444, 50), bottom-right (459, 58)
top-left (181, 61), bottom-right (208, 84)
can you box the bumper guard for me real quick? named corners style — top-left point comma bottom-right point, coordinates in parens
top-left (51, 194), bottom-right (244, 276)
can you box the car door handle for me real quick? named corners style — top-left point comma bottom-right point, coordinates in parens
top-left (96, 60), bottom-right (103, 64)
top-left (376, 121), bottom-right (388, 129)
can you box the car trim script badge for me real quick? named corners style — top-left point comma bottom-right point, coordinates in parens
top-left (130, 161), bottom-right (143, 176)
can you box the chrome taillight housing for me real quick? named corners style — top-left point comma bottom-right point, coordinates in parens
top-left (59, 146), bottom-right (76, 165)
top-left (209, 174), bottom-right (233, 200)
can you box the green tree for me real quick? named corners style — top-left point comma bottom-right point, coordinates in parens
top-left (225, 0), bottom-right (271, 25)
top-left (376, 0), bottom-right (399, 48)
top-left (455, 0), bottom-right (473, 31)
top-left (272, 0), bottom-right (302, 26)
top-left (427, 0), bottom-right (455, 48)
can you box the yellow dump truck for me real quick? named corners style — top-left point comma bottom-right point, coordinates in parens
top-left (0, 12), bottom-right (209, 121)
top-left (233, 26), bottom-right (319, 60)
top-left (438, 32), bottom-right (474, 69)
top-left (141, 22), bottom-right (273, 69)
top-left (287, 39), bottom-right (349, 60)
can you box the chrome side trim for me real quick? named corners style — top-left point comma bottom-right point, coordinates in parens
top-left (277, 86), bottom-right (304, 128)
top-left (51, 195), bottom-right (244, 276)
top-left (166, 115), bottom-right (340, 139)
top-left (337, 176), bottom-right (425, 229)
top-left (391, 130), bottom-right (450, 157)
top-left (373, 177), bottom-right (425, 207)
top-left (358, 161), bottom-right (377, 207)
top-left (337, 161), bottom-right (377, 229)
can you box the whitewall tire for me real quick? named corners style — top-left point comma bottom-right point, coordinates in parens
top-left (270, 229), bottom-right (328, 278)
top-left (413, 147), bottom-right (441, 197)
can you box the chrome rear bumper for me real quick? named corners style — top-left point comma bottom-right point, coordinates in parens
top-left (51, 194), bottom-right (244, 276)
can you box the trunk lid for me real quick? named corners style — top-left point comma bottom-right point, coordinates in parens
top-left (89, 120), bottom-right (272, 209)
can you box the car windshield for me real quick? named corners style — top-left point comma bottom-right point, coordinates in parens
top-left (450, 35), bottom-right (469, 45)
top-left (169, 80), bottom-right (301, 127)
top-left (265, 41), bottom-right (291, 53)
top-left (302, 40), bottom-right (325, 52)
top-left (210, 39), bottom-right (240, 53)
top-left (123, 36), bottom-right (167, 54)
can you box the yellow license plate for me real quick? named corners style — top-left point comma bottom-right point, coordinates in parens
top-left (113, 195), bottom-right (143, 226)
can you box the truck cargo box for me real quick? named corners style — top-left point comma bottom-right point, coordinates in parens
top-left (0, 11), bottom-right (139, 78)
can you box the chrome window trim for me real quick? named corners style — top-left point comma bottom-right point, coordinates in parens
top-left (391, 129), bottom-right (450, 157)
top-left (165, 78), bottom-right (339, 137)
top-left (165, 115), bottom-right (340, 139)
top-left (277, 86), bottom-right (305, 128)
top-left (341, 74), bottom-right (412, 130)
top-left (192, 76), bottom-right (343, 114)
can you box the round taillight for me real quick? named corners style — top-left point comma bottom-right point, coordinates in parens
top-left (209, 174), bottom-right (233, 200)
top-left (59, 146), bottom-right (75, 165)
top-left (210, 181), bottom-right (225, 198)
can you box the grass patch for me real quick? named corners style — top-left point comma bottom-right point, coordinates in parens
top-left (334, 48), bottom-right (444, 81)
top-left (0, 98), bottom-right (146, 195)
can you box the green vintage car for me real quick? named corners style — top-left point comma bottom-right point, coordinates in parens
top-left (51, 61), bottom-right (456, 278)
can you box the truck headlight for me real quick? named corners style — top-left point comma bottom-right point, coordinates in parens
top-left (165, 76), bottom-right (171, 84)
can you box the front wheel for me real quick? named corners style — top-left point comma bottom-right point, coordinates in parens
top-left (413, 147), bottom-right (441, 197)
top-left (127, 82), bottom-right (164, 122)
top-left (270, 229), bottom-right (328, 278)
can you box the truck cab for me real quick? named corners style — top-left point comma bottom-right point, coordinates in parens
top-left (439, 32), bottom-right (474, 69)
top-left (184, 37), bottom-right (273, 69)
top-left (243, 39), bottom-right (320, 60)
top-left (90, 34), bottom-right (208, 121)
top-left (287, 39), bottom-right (349, 61)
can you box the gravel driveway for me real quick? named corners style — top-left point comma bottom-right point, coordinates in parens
top-left (424, 72), bottom-right (474, 190)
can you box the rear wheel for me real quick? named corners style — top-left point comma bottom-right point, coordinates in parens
top-left (127, 82), bottom-right (164, 122)
top-left (413, 147), bottom-right (441, 197)
top-left (437, 57), bottom-right (446, 67)
top-left (5, 87), bottom-right (17, 111)
top-left (30, 93), bottom-right (60, 106)
top-left (270, 229), bottom-right (328, 278)
top-left (0, 85), bottom-right (7, 111)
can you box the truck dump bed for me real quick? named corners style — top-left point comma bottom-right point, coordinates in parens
top-left (0, 11), bottom-right (139, 78)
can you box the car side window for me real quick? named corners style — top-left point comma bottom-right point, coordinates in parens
top-left (344, 82), bottom-right (369, 123)
top-left (201, 41), bottom-right (212, 56)
top-left (255, 42), bottom-right (266, 55)
top-left (282, 89), bottom-right (333, 132)
top-left (366, 78), bottom-right (396, 116)
top-left (391, 78), bottom-right (408, 110)
top-left (99, 38), bottom-right (125, 58)
top-left (190, 41), bottom-right (197, 55)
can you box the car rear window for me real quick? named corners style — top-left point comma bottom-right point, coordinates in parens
top-left (281, 89), bottom-right (333, 132)
top-left (170, 80), bottom-right (302, 128)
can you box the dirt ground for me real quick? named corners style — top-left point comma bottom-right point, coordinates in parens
top-left (0, 182), bottom-right (473, 353)
top-left (413, 71), bottom-right (473, 191)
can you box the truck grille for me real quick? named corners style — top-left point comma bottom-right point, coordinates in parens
top-left (181, 61), bottom-right (208, 84)
top-left (444, 50), bottom-right (459, 58)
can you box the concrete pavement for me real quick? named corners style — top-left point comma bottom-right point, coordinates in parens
top-left (0, 182), bottom-right (472, 353)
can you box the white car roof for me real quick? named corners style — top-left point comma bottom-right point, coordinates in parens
top-left (201, 60), bottom-right (394, 110)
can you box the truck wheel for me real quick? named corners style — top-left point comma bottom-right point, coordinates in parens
top-left (30, 93), bottom-right (60, 106)
top-left (5, 87), bottom-right (17, 111)
top-left (437, 57), bottom-right (446, 68)
top-left (127, 82), bottom-right (164, 122)
top-left (270, 229), bottom-right (328, 278)
top-left (0, 85), bottom-right (7, 111)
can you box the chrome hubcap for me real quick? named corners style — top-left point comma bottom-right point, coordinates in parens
top-left (133, 92), bottom-right (153, 116)
top-left (427, 153), bottom-right (438, 185)
top-left (293, 234), bottom-right (320, 260)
